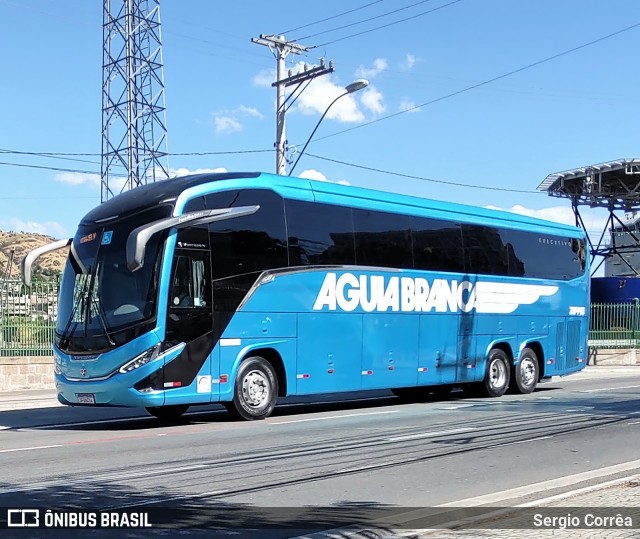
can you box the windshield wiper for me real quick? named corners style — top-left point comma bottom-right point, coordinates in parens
top-left (88, 264), bottom-right (116, 347)
top-left (59, 274), bottom-right (90, 350)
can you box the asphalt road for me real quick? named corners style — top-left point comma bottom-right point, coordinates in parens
top-left (1, 367), bottom-right (639, 536)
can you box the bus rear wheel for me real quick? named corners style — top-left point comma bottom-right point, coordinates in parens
top-left (477, 348), bottom-right (510, 397)
top-left (146, 404), bottom-right (189, 422)
top-left (511, 347), bottom-right (539, 394)
top-left (228, 356), bottom-right (278, 420)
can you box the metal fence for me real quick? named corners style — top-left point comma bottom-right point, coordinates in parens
top-left (0, 280), bottom-right (58, 356)
top-left (0, 278), bottom-right (638, 354)
top-left (589, 301), bottom-right (640, 349)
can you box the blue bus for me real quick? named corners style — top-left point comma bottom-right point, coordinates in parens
top-left (22, 172), bottom-right (589, 420)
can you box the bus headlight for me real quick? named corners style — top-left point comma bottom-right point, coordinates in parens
top-left (119, 344), bottom-right (161, 374)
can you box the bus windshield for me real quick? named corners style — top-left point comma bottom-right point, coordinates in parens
top-left (56, 206), bottom-right (170, 353)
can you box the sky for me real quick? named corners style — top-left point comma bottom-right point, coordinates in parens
top-left (1, 0), bottom-right (639, 263)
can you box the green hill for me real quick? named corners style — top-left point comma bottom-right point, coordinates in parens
top-left (0, 231), bottom-right (68, 281)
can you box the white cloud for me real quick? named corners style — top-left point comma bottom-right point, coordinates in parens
top-left (172, 167), bottom-right (227, 177)
top-left (400, 54), bottom-right (417, 71)
top-left (214, 115), bottom-right (242, 134)
top-left (355, 58), bottom-right (388, 79)
top-left (55, 172), bottom-right (101, 188)
top-left (294, 74), bottom-right (365, 123)
top-left (54, 172), bottom-right (127, 196)
top-left (298, 169), bottom-right (327, 181)
top-left (399, 98), bottom-right (420, 113)
top-left (237, 105), bottom-right (264, 120)
top-left (485, 204), bottom-right (576, 225)
top-left (361, 85), bottom-right (386, 115)
top-left (2, 218), bottom-right (67, 238)
top-left (298, 169), bottom-right (350, 185)
top-left (213, 105), bottom-right (264, 135)
top-left (252, 69), bottom-right (276, 88)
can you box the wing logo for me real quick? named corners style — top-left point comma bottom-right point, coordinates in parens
top-left (313, 273), bottom-right (559, 314)
top-left (474, 282), bottom-right (559, 314)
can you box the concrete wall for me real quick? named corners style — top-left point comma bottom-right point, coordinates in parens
top-left (589, 348), bottom-right (640, 366)
top-left (0, 355), bottom-right (54, 391)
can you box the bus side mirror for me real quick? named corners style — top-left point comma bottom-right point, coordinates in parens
top-left (21, 238), bottom-right (72, 287)
top-left (126, 205), bottom-right (260, 272)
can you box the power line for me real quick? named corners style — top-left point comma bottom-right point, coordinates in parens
top-left (281, 0), bottom-right (386, 36)
top-left (0, 147), bottom-right (273, 158)
top-left (313, 20), bottom-right (640, 143)
top-left (0, 148), bottom-right (100, 157)
top-left (300, 0), bottom-right (435, 40)
top-left (305, 153), bottom-right (544, 194)
top-left (0, 148), bottom-right (101, 166)
top-left (170, 149), bottom-right (273, 156)
top-left (0, 161), bottom-right (100, 175)
top-left (313, 0), bottom-right (463, 47)
top-left (0, 149), bottom-right (275, 175)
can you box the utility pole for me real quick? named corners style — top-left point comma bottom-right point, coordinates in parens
top-left (251, 34), bottom-right (333, 175)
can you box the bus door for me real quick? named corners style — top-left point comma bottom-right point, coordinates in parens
top-left (163, 249), bottom-right (216, 405)
top-left (418, 314), bottom-right (458, 386)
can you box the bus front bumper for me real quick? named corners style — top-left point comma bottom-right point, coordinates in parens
top-left (55, 371), bottom-right (165, 408)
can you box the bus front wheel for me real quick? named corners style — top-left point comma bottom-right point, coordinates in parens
top-left (146, 404), bottom-right (189, 422)
top-left (511, 347), bottom-right (539, 394)
top-left (228, 356), bottom-right (278, 420)
top-left (478, 349), bottom-right (510, 398)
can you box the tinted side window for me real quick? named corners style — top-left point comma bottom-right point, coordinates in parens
top-left (506, 230), bottom-right (585, 280)
top-left (206, 189), bottom-right (288, 279)
top-left (461, 224), bottom-right (510, 276)
top-left (353, 209), bottom-right (413, 269)
top-left (411, 217), bottom-right (464, 272)
top-left (286, 200), bottom-right (355, 266)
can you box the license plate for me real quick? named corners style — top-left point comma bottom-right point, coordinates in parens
top-left (76, 393), bottom-right (95, 404)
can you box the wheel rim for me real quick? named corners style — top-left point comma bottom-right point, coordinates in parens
top-left (520, 357), bottom-right (536, 388)
top-left (241, 369), bottom-right (271, 408)
top-left (489, 357), bottom-right (508, 390)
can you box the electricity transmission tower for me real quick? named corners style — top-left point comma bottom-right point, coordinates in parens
top-left (101, 0), bottom-right (169, 202)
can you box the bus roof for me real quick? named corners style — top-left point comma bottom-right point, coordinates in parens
top-left (82, 171), bottom-right (581, 236)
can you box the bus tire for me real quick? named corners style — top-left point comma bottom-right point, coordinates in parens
top-left (145, 404), bottom-right (189, 422)
top-left (511, 347), bottom-right (539, 394)
top-left (478, 348), bottom-right (510, 397)
top-left (229, 356), bottom-right (278, 420)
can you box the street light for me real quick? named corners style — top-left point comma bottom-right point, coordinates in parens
top-left (288, 79), bottom-right (369, 176)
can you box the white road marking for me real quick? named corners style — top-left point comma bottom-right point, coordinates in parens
top-left (517, 473), bottom-right (640, 507)
top-left (269, 410), bottom-right (397, 425)
top-left (439, 403), bottom-right (479, 409)
top-left (436, 458), bottom-right (640, 507)
top-left (387, 427), bottom-right (475, 442)
top-left (0, 444), bottom-right (63, 454)
top-left (388, 472), bottom-right (640, 534)
top-left (581, 384), bottom-right (640, 393)
top-left (496, 435), bottom-right (552, 446)
top-left (31, 416), bottom-right (151, 430)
